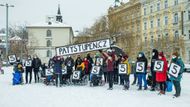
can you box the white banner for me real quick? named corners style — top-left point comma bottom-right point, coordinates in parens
top-left (136, 62), bottom-right (145, 73)
top-left (168, 63), bottom-right (181, 78)
top-left (56, 39), bottom-right (111, 56)
top-left (8, 55), bottom-right (17, 63)
top-left (119, 64), bottom-right (127, 74)
top-left (154, 60), bottom-right (164, 72)
top-left (91, 66), bottom-right (101, 75)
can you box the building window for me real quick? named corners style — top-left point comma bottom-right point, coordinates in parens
top-left (175, 31), bottom-right (179, 40)
top-left (174, 0), bottom-right (178, 6)
top-left (144, 22), bottom-right (147, 30)
top-left (188, 11), bottom-right (190, 21)
top-left (174, 13), bottom-right (178, 24)
top-left (164, 0), bottom-right (168, 8)
top-left (150, 5), bottom-right (153, 13)
top-left (157, 3), bottom-right (160, 11)
top-left (47, 30), bottom-right (52, 37)
top-left (145, 37), bottom-right (147, 46)
top-left (189, 51), bottom-right (190, 61)
top-left (144, 8), bottom-right (146, 15)
top-left (47, 50), bottom-right (52, 57)
top-left (151, 20), bottom-right (154, 28)
top-left (151, 36), bottom-right (154, 48)
top-left (47, 40), bottom-right (52, 47)
top-left (164, 16), bottom-right (168, 25)
top-left (157, 18), bottom-right (160, 27)
top-left (158, 35), bottom-right (161, 43)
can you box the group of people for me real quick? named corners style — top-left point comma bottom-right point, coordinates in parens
top-left (12, 48), bottom-right (185, 98)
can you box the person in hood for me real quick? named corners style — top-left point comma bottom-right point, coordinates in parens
top-left (99, 49), bottom-right (116, 90)
top-left (156, 52), bottom-right (168, 95)
top-left (75, 55), bottom-right (83, 70)
top-left (25, 55), bottom-right (33, 84)
top-left (136, 52), bottom-right (148, 90)
top-left (150, 49), bottom-right (159, 91)
top-left (64, 56), bottom-right (74, 80)
top-left (169, 52), bottom-right (184, 98)
top-left (53, 56), bottom-right (63, 87)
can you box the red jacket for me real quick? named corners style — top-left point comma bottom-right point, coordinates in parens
top-left (102, 52), bottom-right (115, 72)
top-left (156, 56), bottom-right (168, 82)
top-left (83, 60), bottom-right (89, 74)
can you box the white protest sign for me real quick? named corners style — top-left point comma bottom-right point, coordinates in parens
top-left (45, 68), bottom-right (53, 76)
top-left (91, 66), bottom-right (101, 75)
top-left (62, 66), bottom-right (67, 75)
top-left (25, 60), bottom-right (32, 67)
top-left (72, 71), bottom-right (81, 80)
top-left (136, 62), bottom-right (145, 73)
top-left (56, 39), bottom-right (111, 56)
top-left (119, 64), bottom-right (127, 74)
top-left (168, 63), bottom-right (181, 78)
top-left (96, 58), bottom-right (103, 66)
top-left (8, 55), bottom-right (17, 63)
top-left (154, 60), bottom-right (164, 72)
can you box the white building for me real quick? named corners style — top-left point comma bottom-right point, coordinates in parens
top-left (184, 0), bottom-right (190, 64)
top-left (26, 5), bottom-right (74, 63)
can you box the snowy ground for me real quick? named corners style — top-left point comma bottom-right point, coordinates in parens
top-left (0, 66), bottom-right (190, 107)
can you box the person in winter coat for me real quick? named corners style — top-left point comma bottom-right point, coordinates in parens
top-left (83, 57), bottom-right (90, 75)
top-left (25, 56), bottom-right (33, 84)
top-left (156, 52), bottom-right (168, 95)
top-left (32, 55), bottom-right (42, 83)
top-left (64, 56), bottom-right (74, 80)
top-left (150, 49), bottom-right (159, 91)
top-left (169, 52), bottom-right (185, 98)
top-left (48, 58), bottom-right (54, 68)
top-left (99, 49), bottom-right (116, 90)
top-left (136, 52), bottom-right (148, 90)
top-left (120, 55), bottom-right (131, 90)
top-left (87, 53), bottom-right (94, 74)
top-left (53, 56), bottom-right (63, 87)
top-left (76, 59), bottom-right (86, 78)
top-left (75, 55), bottom-right (83, 70)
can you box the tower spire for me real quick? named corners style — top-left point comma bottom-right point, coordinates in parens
top-left (56, 4), bottom-right (63, 23)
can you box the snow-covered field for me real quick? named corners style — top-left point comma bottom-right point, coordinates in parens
top-left (0, 66), bottom-right (190, 107)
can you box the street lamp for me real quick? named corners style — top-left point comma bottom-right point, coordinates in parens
top-left (0, 3), bottom-right (14, 66)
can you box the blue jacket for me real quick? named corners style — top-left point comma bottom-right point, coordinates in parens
top-left (169, 57), bottom-right (184, 82)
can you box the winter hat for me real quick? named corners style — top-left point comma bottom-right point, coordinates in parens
top-left (159, 52), bottom-right (164, 57)
top-left (172, 52), bottom-right (179, 57)
top-left (123, 54), bottom-right (128, 60)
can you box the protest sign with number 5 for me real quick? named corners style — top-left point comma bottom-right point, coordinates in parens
top-left (168, 63), bottom-right (181, 78)
top-left (136, 62), bottom-right (145, 73)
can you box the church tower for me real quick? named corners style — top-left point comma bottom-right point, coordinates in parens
top-left (56, 4), bottom-right (63, 23)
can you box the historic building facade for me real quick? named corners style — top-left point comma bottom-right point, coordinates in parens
top-left (26, 5), bottom-right (74, 62)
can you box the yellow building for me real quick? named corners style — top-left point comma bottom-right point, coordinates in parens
top-left (141, 0), bottom-right (187, 59)
top-left (108, 0), bottom-right (142, 59)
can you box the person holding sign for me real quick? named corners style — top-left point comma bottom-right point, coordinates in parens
top-left (136, 52), bottom-right (148, 90)
top-left (120, 55), bottom-right (131, 90)
top-left (99, 49), bottom-right (116, 90)
top-left (24, 56), bottom-right (33, 84)
top-left (150, 49), bottom-right (159, 91)
top-left (32, 55), bottom-right (42, 83)
top-left (169, 52), bottom-right (184, 98)
top-left (156, 52), bottom-right (168, 95)
top-left (64, 56), bottom-right (74, 81)
top-left (53, 56), bottom-right (63, 87)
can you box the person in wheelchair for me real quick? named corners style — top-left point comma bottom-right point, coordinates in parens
top-left (90, 54), bottom-right (104, 86)
top-left (72, 58), bottom-right (86, 84)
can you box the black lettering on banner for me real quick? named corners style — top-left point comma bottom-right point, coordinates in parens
top-left (59, 48), bottom-right (63, 55)
top-left (70, 46), bottom-right (74, 53)
top-left (63, 48), bottom-right (67, 54)
top-left (73, 45), bottom-right (77, 52)
top-left (103, 40), bottom-right (107, 47)
top-left (92, 42), bottom-right (98, 49)
top-left (66, 46), bottom-right (70, 53)
top-left (78, 44), bottom-right (82, 52)
top-left (98, 41), bottom-right (102, 48)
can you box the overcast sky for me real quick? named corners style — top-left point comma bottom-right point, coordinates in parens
top-left (0, 0), bottom-right (129, 32)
